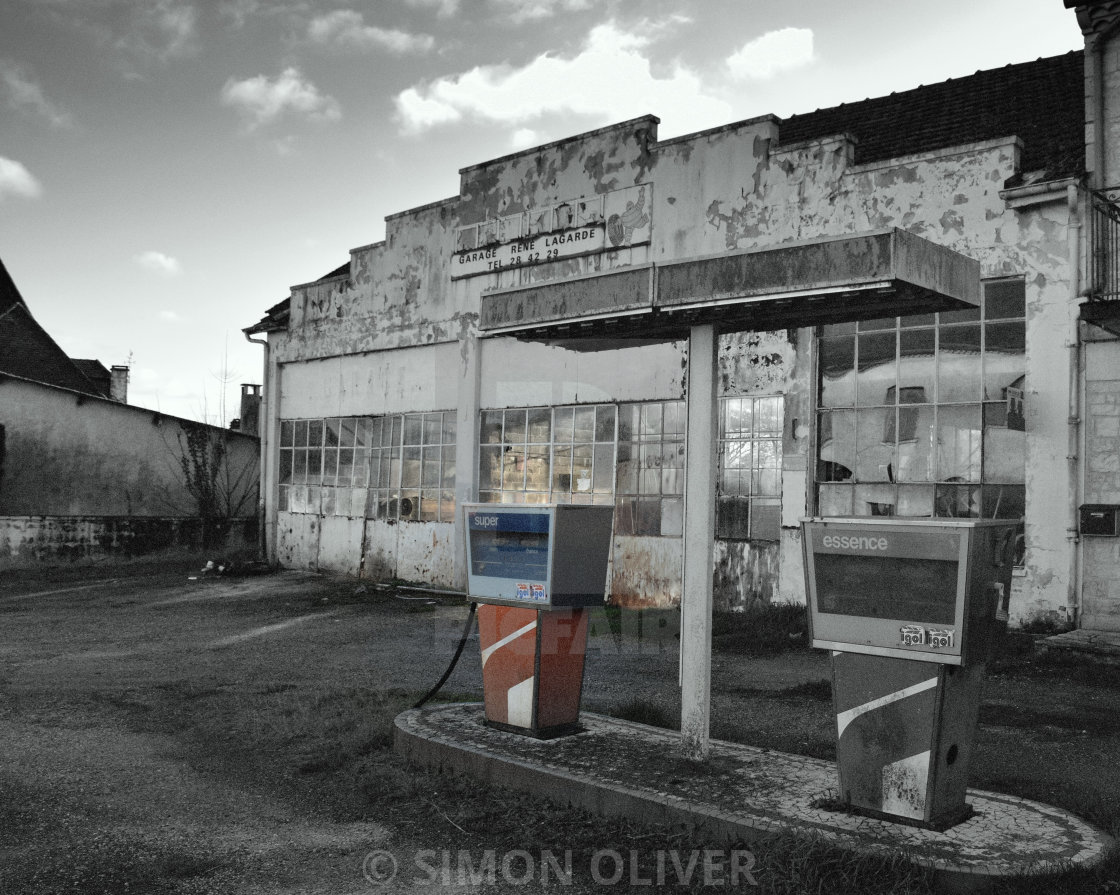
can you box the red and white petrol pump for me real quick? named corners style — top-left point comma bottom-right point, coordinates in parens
top-left (463, 503), bottom-right (614, 738)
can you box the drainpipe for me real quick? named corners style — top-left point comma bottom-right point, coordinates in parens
top-left (1067, 182), bottom-right (1083, 626)
top-left (244, 331), bottom-right (271, 563)
top-left (1090, 35), bottom-right (1105, 191)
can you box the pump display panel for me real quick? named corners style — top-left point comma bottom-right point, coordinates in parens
top-left (802, 518), bottom-right (1016, 664)
top-left (468, 511), bottom-right (551, 594)
top-left (464, 504), bottom-right (613, 608)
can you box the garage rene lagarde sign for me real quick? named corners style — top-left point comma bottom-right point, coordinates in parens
top-left (453, 183), bottom-right (652, 279)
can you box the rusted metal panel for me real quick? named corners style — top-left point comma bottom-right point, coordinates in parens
top-left (395, 522), bottom-right (457, 588)
top-left (609, 535), bottom-right (682, 608)
top-left (712, 539), bottom-right (780, 612)
top-left (361, 521), bottom-right (397, 581)
top-left (360, 519), bottom-right (456, 588)
top-left (656, 229), bottom-right (978, 311)
top-left (277, 512), bottom-right (320, 570)
top-left (485, 230), bottom-right (980, 341)
top-left (315, 516), bottom-right (364, 575)
top-left (891, 227), bottom-right (981, 309)
top-left (479, 265), bottom-right (652, 331)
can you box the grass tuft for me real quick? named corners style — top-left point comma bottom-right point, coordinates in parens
top-left (712, 602), bottom-right (809, 655)
top-left (608, 698), bottom-right (679, 730)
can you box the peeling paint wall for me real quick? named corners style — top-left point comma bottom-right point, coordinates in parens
top-left (652, 128), bottom-right (1072, 618)
top-left (286, 202), bottom-right (465, 361)
top-left (1080, 341), bottom-right (1120, 630)
top-left (265, 112), bottom-right (1079, 622)
top-left (458, 117), bottom-right (658, 224)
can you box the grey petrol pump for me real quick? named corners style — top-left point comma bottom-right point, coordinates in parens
top-left (802, 517), bottom-right (1018, 829)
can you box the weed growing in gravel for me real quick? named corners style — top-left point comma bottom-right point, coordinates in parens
top-left (712, 603), bottom-right (809, 655)
top-left (609, 698), bottom-right (678, 730)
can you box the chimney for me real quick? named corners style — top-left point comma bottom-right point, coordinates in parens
top-left (110, 365), bottom-right (129, 403)
top-left (239, 383), bottom-right (262, 436)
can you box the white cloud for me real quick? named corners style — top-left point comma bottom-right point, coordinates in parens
top-left (0, 61), bottom-right (73, 128)
top-left (726, 27), bottom-right (814, 81)
top-left (510, 128), bottom-right (540, 149)
top-left (219, 0), bottom-right (261, 28)
top-left (220, 67), bottom-right (341, 129)
top-left (135, 250), bottom-right (183, 277)
top-left (272, 135), bottom-right (298, 156)
top-left (148, 1), bottom-right (198, 57)
top-left (0, 156), bottom-right (42, 201)
top-left (308, 10), bottom-right (434, 53)
top-left (159, 309), bottom-right (182, 322)
top-left (395, 21), bottom-right (730, 135)
top-left (489, 0), bottom-right (591, 24)
top-left (405, 0), bottom-right (459, 17)
top-left (117, 0), bottom-right (199, 62)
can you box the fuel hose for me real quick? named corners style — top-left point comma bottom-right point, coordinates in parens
top-left (413, 601), bottom-right (478, 709)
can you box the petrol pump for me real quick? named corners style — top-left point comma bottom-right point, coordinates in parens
top-left (463, 503), bottom-right (614, 738)
top-left (802, 518), bottom-right (1017, 829)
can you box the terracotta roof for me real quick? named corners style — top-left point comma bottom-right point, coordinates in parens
top-left (0, 257), bottom-right (106, 395)
top-left (243, 262), bottom-right (347, 334)
top-left (72, 359), bottom-right (112, 396)
top-left (0, 256), bottom-right (25, 315)
top-left (244, 296), bottom-right (291, 335)
top-left (779, 51), bottom-right (1085, 180)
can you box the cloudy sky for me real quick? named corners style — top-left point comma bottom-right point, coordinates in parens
top-left (1, 0), bottom-right (1084, 424)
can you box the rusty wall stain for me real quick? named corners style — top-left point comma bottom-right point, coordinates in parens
top-left (610, 535), bottom-right (682, 608)
top-left (712, 539), bottom-right (779, 612)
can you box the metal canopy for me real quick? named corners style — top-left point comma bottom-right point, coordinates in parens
top-left (479, 228), bottom-right (980, 346)
top-left (1080, 300), bottom-right (1120, 337)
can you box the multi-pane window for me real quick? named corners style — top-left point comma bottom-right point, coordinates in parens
top-left (615, 401), bottom-right (685, 536)
top-left (478, 405), bottom-right (617, 506)
top-left (816, 278), bottom-right (1026, 521)
top-left (368, 412), bottom-right (457, 522)
top-left (717, 396), bottom-right (783, 540)
top-left (278, 412), bottom-right (456, 521)
top-left (279, 417), bottom-right (370, 516)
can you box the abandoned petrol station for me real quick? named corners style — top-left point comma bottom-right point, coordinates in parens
top-left (245, 3), bottom-right (1120, 636)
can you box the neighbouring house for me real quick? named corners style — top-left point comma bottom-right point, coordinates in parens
top-left (244, 2), bottom-right (1120, 632)
top-left (0, 258), bottom-right (260, 566)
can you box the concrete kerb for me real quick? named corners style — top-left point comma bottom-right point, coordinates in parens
top-left (394, 703), bottom-right (1113, 892)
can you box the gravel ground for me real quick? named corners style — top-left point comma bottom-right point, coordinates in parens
top-left (1, 558), bottom-right (1116, 894)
